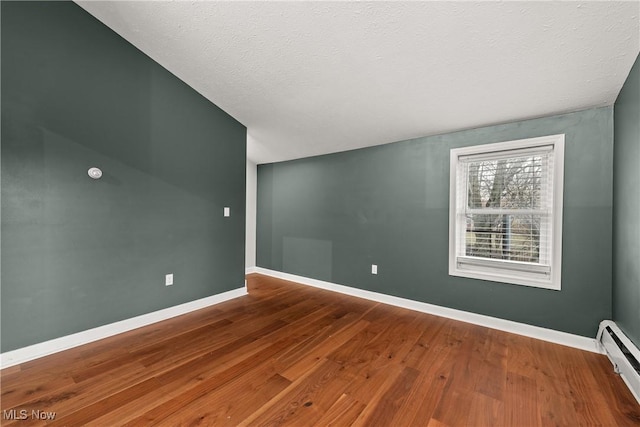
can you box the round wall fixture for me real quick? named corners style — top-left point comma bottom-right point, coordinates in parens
top-left (88, 167), bottom-right (103, 179)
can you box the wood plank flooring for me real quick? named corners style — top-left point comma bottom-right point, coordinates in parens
top-left (2, 273), bottom-right (639, 426)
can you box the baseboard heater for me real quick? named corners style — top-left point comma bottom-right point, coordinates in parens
top-left (596, 320), bottom-right (640, 404)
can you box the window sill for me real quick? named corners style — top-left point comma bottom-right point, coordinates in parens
top-left (449, 265), bottom-right (561, 291)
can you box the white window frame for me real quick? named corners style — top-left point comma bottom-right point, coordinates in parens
top-left (448, 134), bottom-right (565, 290)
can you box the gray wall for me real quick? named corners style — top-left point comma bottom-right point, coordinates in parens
top-left (258, 107), bottom-right (613, 337)
top-left (613, 54), bottom-right (640, 348)
top-left (246, 160), bottom-right (258, 269)
top-left (1, 2), bottom-right (246, 352)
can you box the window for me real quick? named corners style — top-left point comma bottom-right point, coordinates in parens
top-left (449, 134), bottom-right (565, 290)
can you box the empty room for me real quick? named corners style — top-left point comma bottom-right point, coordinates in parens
top-left (1, 1), bottom-right (639, 425)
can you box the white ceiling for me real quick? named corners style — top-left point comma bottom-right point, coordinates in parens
top-left (76, 1), bottom-right (639, 164)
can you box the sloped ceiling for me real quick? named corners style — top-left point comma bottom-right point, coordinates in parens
top-left (76, 1), bottom-right (639, 164)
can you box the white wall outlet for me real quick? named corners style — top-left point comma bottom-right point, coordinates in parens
top-left (165, 273), bottom-right (174, 286)
top-left (224, 207), bottom-right (230, 217)
top-left (371, 264), bottom-right (378, 275)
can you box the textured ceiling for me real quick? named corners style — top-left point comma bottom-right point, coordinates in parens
top-left (76, 1), bottom-right (639, 164)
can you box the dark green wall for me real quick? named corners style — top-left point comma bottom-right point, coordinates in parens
top-left (1, 2), bottom-right (246, 352)
top-left (613, 54), bottom-right (640, 348)
top-left (257, 107), bottom-right (613, 337)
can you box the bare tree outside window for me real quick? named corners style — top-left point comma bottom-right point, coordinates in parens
top-left (465, 154), bottom-right (547, 264)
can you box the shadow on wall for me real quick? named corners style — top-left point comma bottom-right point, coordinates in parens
top-left (1, 127), bottom-right (233, 351)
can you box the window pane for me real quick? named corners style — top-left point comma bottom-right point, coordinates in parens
top-left (466, 155), bottom-right (544, 210)
top-left (465, 213), bottom-right (542, 263)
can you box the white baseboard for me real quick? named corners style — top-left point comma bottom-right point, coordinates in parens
top-left (252, 267), bottom-right (602, 354)
top-left (245, 266), bottom-right (259, 274)
top-left (1, 287), bottom-right (247, 369)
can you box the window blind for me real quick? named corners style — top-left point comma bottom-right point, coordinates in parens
top-left (455, 145), bottom-right (555, 275)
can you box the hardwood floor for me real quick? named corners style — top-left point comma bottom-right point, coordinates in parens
top-left (2, 273), bottom-right (639, 426)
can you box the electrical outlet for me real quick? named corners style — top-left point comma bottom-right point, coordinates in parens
top-left (224, 207), bottom-right (230, 217)
top-left (165, 273), bottom-right (174, 286)
top-left (371, 264), bottom-right (378, 275)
